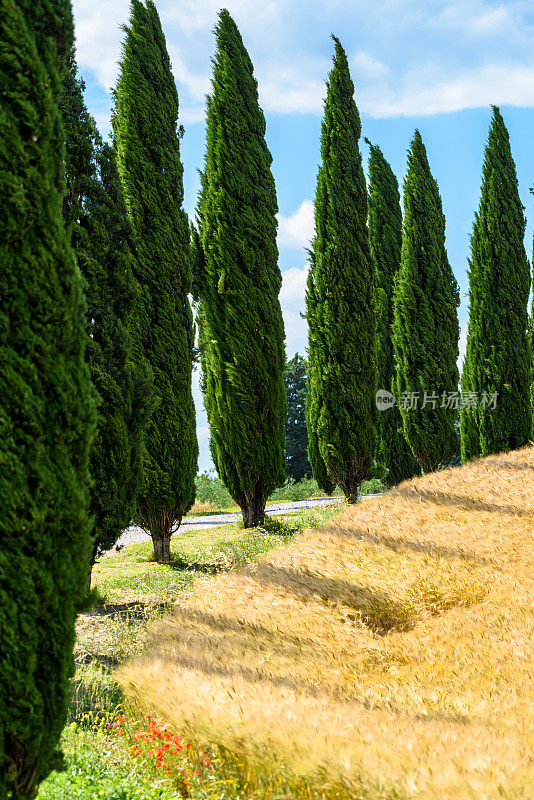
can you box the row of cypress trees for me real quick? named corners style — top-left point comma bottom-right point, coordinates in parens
top-left (56, 0), bottom-right (198, 568)
top-left (0, 0), bottom-right (201, 794)
top-left (1, 3), bottom-right (532, 795)
top-left (306, 41), bottom-right (532, 499)
top-left (1, 4), bottom-right (288, 791)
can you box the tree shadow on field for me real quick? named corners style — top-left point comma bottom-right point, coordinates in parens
top-left (172, 607), bottom-right (307, 647)
top-left (88, 600), bottom-right (175, 620)
top-left (238, 563), bottom-right (414, 634)
top-left (328, 525), bottom-right (486, 563)
top-left (167, 555), bottom-right (231, 575)
top-left (394, 486), bottom-right (531, 517)
top-left (146, 608), bottom-right (471, 725)
top-left (483, 459), bottom-right (534, 472)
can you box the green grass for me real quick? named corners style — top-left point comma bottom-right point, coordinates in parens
top-left (46, 505), bottom-right (343, 799)
top-left (190, 472), bottom-right (385, 515)
top-left (37, 723), bottom-right (179, 800)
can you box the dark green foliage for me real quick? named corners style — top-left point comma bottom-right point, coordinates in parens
top-left (392, 131), bottom-right (460, 473)
top-left (0, 1), bottom-right (96, 796)
top-left (367, 141), bottom-right (420, 485)
top-left (60, 51), bottom-right (152, 562)
top-left (306, 36), bottom-right (377, 503)
top-left (196, 10), bottom-right (286, 528)
top-left (284, 354), bottom-right (312, 482)
top-left (531, 227), bottom-right (534, 435)
top-left (461, 107), bottom-right (531, 459)
top-left (113, 0), bottom-right (197, 561)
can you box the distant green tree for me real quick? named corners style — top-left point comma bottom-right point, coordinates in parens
top-left (366, 140), bottom-right (420, 485)
top-left (60, 49), bottom-right (152, 568)
top-left (392, 130), bottom-right (460, 473)
top-left (196, 10), bottom-right (286, 527)
top-left (284, 354), bottom-right (312, 482)
top-left (461, 107), bottom-right (531, 459)
top-left (306, 36), bottom-right (376, 503)
top-left (0, 0), bottom-right (96, 796)
top-left (113, 0), bottom-right (197, 561)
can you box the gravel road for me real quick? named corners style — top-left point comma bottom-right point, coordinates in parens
top-left (105, 494), bottom-right (383, 555)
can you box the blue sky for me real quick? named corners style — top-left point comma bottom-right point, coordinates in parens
top-left (73, 0), bottom-right (534, 471)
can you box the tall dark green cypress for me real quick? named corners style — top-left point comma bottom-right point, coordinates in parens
top-left (306, 36), bottom-right (376, 503)
top-left (61, 50), bottom-right (152, 566)
top-left (113, 0), bottom-right (197, 561)
top-left (197, 10), bottom-right (286, 528)
top-left (392, 131), bottom-right (460, 473)
top-left (367, 140), bottom-right (420, 485)
top-left (461, 107), bottom-right (531, 459)
top-left (0, 1), bottom-right (96, 796)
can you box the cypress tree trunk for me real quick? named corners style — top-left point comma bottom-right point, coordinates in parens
top-left (461, 107), bottom-right (531, 459)
top-left (367, 140), bottom-right (421, 485)
top-left (240, 485), bottom-right (267, 529)
top-left (306, 36), bottom-right (376, 503)
top-left (113, 0), bottom-right (197, 559)
top-left (392, 131), bottom-right (460, 474)
top-left (60, 48), bottom-right (152, 566)
top-left (0, 1), bottom-right (96, 795)
top-left (151, 521), bottom-right (172, 563)
top-left (196, 11), bottom-right (286, 529)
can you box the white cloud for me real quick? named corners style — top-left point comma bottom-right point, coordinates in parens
top-left (283, 308), bottom-right (308, 359)
top-left (167, 45), bottom-right (211, 100)
top-left (74, 0), bottom-right (534, 122)
top-left (470, 6), bottom-right (510, 33)
top-left (73, 0), bottom-right (128, 89)
top-left (258, 55), bottom-right (328, 114)
top-left (92, 112), bottom-right (112, 137)
top-left (360, 63), bottom-right (534, 119)
top-left (280, 264), bottom-right (309, 306)
top-left (351, 51), bottom-right (389, 79)
top-left (458, 320), bottom-right (468, 370)
top-left (196, 425), bottom-right (212, 473)
top-left (277, 201), bottom-right (315, 250)
top-left (260, 76), bottom-right (324, 115)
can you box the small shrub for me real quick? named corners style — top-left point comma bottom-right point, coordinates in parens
top-left (194, 472), bottom-right (234, 509)
top-left (269, 477), bottom-right (326, 502)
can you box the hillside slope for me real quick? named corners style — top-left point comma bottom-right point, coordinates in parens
top-left (119, 447), bottom-right (534, 799)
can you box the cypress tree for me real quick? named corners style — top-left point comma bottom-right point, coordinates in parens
top-left (392, 131), bottom-right (460, 473)
top-left (0, 0), bottom-right (96, 795)
top-left (113, 0), bottom-right (197, 561)
top-left (461, 107), bottom-right (531, 459)
top-left (306, 36), bottom-right (376, 503)
top-left (197, 9), bottom-right (286, 527)
top-left (284, 354), bottom-right (312, 482)
top-left (366, 140), bottom-right (420, 485)
top-left (60, 50), bottom-right (152, 565)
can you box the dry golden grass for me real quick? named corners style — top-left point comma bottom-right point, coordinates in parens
top-left (118, 448), bottom-right (534, 799)
top-left (187, 500), bottom-right (223, 515)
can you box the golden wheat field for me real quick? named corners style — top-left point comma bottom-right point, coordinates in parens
top-left (118, 447), bottom-right (534, 799)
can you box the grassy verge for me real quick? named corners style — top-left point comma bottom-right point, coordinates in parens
top-left (38, 504), bottom-right (342, 799)
top-left (188, 474), bottom-right (385, 515)
top-left (118, 448), bottom-right (534, 799)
